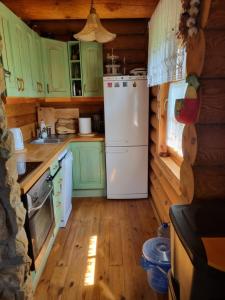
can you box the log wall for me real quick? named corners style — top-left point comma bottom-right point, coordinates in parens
top-left (31, 19), bottom-right (148, 74)
top-left (149, 87), bottom-right (185, 223)
top-left (180, 0), bottom-right (225, 202)
top-left (6, 102), bottom-right (39, 141)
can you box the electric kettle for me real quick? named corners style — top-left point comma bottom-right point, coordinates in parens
top-left (10, 128), bottom-right (24, 151)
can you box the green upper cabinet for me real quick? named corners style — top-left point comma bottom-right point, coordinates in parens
top-left (29, 32), bottom-right (45, 97)
top-left (80, 42), bottom-right (103, 97)
top-left (0, 3), bottom-right (44, 97)
top-left (0, 3), bottom-right (24, 96)
top-left (42, 38), bottom-right (70, 97)
top-left (70, 142), bottom-right (106, 190)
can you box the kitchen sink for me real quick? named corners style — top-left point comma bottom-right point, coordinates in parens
top-left (30, 134), bottom-right (70, 144)
top-left (30, 138), bottom-right (61, 144)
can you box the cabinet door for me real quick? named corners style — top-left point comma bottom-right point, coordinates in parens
top-left (42, 38), bottom-right (70, 97)
top-left (29, 32), bottom-right (45, 97)
top-left (22, 25), bottom-right (35, 97)
top-left (70, 142), bottom-right (106, 190)
top-left (33, 33), bottom-right (45, 97)
top-left (0, 4), bottom-right (21, 96)
top-left (81, 42), bottom-right (103, 97)
top-left (9, 20), bottom-right (33, 97)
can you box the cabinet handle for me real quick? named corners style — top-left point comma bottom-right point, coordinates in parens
top-left (37, 82), bottom-right (42, 93)
top-left (83, 84), bottom-right (86, 93)
top-left (40, 82), bottom-right (43, 92)
top-left (3, 69), bottom-right (11, 77)
top-left (47, 83), bottom-right (49, 93)
top-left (17, 78), bottom-right (21, 91)
top-left (21, 79), bottom-right (25, 91)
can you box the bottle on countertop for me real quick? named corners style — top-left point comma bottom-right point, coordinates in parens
top-left (40, 120), bottom-right (47, 139)
top-left (157, 222), bottom-right (170, 239)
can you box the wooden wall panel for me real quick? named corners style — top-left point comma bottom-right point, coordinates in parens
top-left (6, 103), bottom-right (39, 141)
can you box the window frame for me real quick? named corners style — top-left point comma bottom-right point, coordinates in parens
top-left (156, 82), bottom-right (184, 167)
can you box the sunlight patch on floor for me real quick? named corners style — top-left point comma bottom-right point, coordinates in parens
top-left (84, 235), bottom-right (98, 286)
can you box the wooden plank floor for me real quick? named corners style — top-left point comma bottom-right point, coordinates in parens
top-left (34, 198), bottom-right (167, 300)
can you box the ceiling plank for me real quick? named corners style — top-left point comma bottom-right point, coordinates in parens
top-left (2, 0), bottom-right (159, 20)
top-left (29, 19), bottom-right (149, 37)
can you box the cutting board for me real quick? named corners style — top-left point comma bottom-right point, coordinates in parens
top-left (55, 108), bottom-right (79, 120)
top-left (37, 107), bottom-right (56, 134)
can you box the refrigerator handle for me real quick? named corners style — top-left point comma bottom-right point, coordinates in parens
top-left (106, 149), bottom-right (128, 153)
top-left (107, 139), bottom-right (128, 144)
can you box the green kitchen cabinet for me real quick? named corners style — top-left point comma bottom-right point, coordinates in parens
top-left (0, 3), bottom-right (24, 96)
top-left (80, 42), bottom-right (103, 97)
top-left (42, 38), bottom-right (70, 97)
top-left (0, 3), bottom-right (37, 97)
top-left (70, 142), bottom-right (106, 193)
top-left (29, 32), bottom-right (45, 97)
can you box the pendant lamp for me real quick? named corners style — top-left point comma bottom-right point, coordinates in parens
top-left (74, 0), bottom-right (116, 43)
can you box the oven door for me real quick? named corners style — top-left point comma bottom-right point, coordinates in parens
top-left (27, 188), bottom-right (55, 270)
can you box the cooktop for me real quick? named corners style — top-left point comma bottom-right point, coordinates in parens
top-left (17, 161), bottom-right (42, 183)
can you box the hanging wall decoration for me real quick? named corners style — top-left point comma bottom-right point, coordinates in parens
top-left (178, 0), bottom-right (201, 44)
top-left (175, 74), bottom-right (200, 124)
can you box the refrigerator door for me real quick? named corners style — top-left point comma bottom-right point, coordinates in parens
top-left (105, 146), bottom-right (148, 199)
top-left (104, 78), bottom-right (149, 147)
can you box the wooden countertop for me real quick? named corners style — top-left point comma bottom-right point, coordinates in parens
top-left (202, 237), bottom-right (225, 272)
top-left (15, 134), bottom-right (105, 194)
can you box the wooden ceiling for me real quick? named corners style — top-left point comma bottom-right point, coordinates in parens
top-left (2, 0), bottom-right (159, 20)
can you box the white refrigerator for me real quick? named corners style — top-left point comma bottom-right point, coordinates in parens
top-left (104, 76), bottom-right (149, 199)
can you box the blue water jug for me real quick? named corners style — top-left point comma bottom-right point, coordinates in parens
top-left (142, 237), bottom-right (171, 294)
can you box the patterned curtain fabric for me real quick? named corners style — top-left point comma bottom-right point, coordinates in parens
top-left (147, 0), bottom-right (186, 87)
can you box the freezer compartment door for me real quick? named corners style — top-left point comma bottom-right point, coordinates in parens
top-left (104, 79), bottom-right (149, 146)
top-left (105, 146), bottom-right (148, 199)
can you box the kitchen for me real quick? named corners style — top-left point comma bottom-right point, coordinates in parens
top-left (1, 1), bottom-right (225, 300)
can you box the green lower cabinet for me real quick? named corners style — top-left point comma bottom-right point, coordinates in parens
top-left (70, 142), bottom-right (106, 197)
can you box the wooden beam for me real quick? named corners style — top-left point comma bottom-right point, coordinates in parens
top-left (31, 19), bottom-right (149, 36)
top-left (3, 0), bottom-right (159, 20)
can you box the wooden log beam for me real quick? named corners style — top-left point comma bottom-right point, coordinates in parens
top-left (150, 115), bottom-right (158, 129)
top-left (186, 29), bottom-right (205, 77)
top-left (150, 128), bottom-right (157, 144)
top-left (151, 86), bottom-right (159, 97)
top-left (154, 155), bottom-right (181, 196)
top-left (150, 144), bottom-right (156, 157)
top-left (198, 79), bottom-right (225, 124)
top-left (200, 0), bottom-right (225, 30)
top-left (151, 159), bottom-right (182, 205)
top-left (202, 29), bottom-right (225, 78)
top-left (180, 160), bottom-right (225, 202)
top-left (183, 124), bottom-right (225, 166)
top-left (150, 98), bottom-right (157, 114)
top-left (150, 174), bottom-right (170, 223)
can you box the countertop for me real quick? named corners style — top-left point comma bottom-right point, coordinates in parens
top-left (15, 134), bottom-right (105, 194)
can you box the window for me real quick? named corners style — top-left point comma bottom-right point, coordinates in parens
top-left (166, 80), bottom-right (188, 158)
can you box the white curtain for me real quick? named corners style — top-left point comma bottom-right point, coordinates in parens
top-left (147, 0), bottom-right (186, 87)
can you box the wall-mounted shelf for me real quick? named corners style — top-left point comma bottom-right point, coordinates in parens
top-left (68, 41), bottom-right (83, 97)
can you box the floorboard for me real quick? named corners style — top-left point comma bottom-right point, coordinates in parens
top-left (34, 198), bottom-right (167, 300)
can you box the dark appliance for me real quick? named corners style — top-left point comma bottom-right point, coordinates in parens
top-left (23, 169), bottom-right (55, 271)
top-left (169, 201), bottom-right (225, 300)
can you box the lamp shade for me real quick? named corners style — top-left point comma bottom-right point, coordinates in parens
top-left (74, 8), bottom-right (116, 43)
